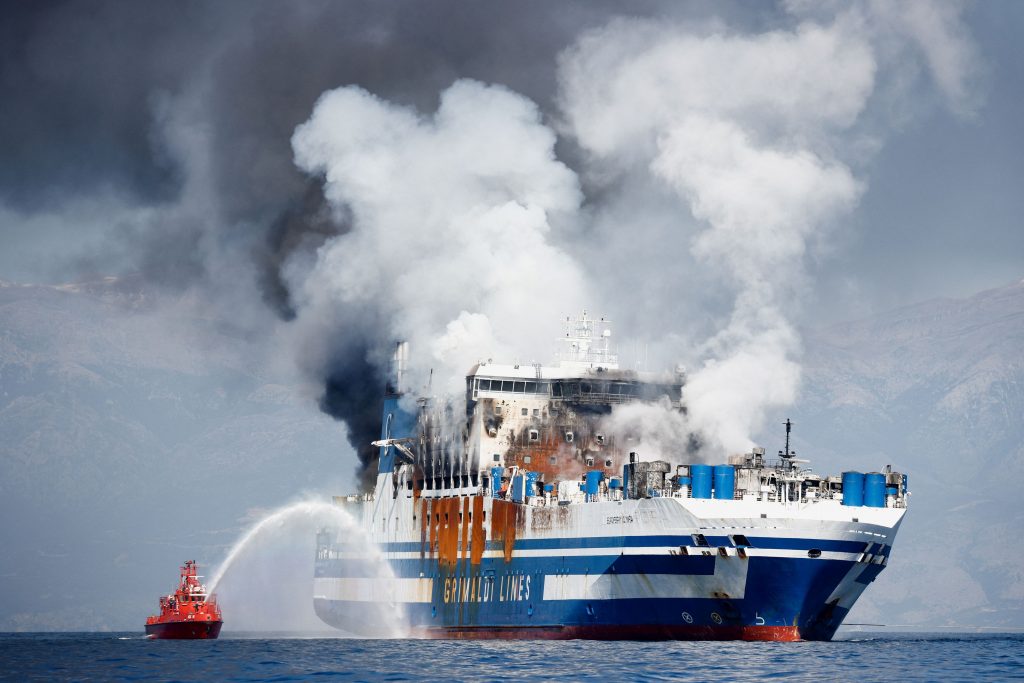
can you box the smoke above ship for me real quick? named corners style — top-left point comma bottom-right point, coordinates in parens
top-left (282, 8), bottom-right (907, 486)
top-left (20, 4), bottom-right (975, 490)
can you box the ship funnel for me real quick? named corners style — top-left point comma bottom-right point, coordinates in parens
top-left (389, 341), bottom-right (409, 395)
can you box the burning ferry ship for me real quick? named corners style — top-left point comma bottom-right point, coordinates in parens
top-left (314, 313), bottom-right (907, 640)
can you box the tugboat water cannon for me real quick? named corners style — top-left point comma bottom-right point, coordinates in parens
top-left (145, 560), bottom-right (223, 639)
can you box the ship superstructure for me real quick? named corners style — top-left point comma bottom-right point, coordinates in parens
top-left (314, 313), bottom-right (907, 640)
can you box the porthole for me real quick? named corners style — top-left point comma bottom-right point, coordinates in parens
top-left (807, 548), bottom-right (822, 558)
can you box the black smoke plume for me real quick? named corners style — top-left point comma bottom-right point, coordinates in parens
top-left (319, 352), bottom-right (386, 493)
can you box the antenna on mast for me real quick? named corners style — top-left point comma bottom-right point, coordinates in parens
top-left (780, 418), bottom-right (793, 459)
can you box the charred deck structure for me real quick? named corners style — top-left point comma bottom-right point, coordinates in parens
top-left (314, 313), bottom-right (907, 640)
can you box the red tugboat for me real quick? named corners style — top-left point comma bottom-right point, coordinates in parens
top-left (145, 560), bottom-right (223, 639)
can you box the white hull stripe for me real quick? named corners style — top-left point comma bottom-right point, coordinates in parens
top-left (313, 563), bottom-right (750, 604)
top-left (542, 565), bottom-right (749, 601)
top-left (329, 548), bottom-right (864, 562)
top-left (313, 577), bottom-right (434, 604)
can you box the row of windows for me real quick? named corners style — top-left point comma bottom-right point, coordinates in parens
top-left (473, 377), bottom-right (678, 399)
top-left (475, 378), bottom-right (549, 394)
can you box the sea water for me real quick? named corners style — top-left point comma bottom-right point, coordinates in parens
top-left (0, 632), bottom-right (1021, 681)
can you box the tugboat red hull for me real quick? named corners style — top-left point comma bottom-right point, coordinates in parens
top-left (145, 620), bottom-right (222, 640)
top-left (145, 560), bottom-right (223, 639)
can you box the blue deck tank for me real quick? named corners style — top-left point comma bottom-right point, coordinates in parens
top-left (525, 471), bottom-right (540, 500)
top-left (511, 473), bottom-right (526, 503)
top-left (690, 464), bottom-right (713, 499)
top-left (585, 470), bottom-right (603, 500)
top-left (491, 466), bottom-right (503, 499)
top-left (864, 472), bottom-right (886, 508)
top-left (609, 477), bottom-right (622, 489)
top-left (712, 465), bottom-right (735, 500)
top-left (842, 471), bottom-right (864, 506)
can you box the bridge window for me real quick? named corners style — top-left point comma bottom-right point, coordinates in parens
top-left (692, 534), bottom-right (710, 547)
top-left (731, 534), bottom-right (751, 547)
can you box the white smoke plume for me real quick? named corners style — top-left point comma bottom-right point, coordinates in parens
top-left (599, 397), bottom-right (693, 463)
top-left (285, 2), bottom-right (981, 465)
top-left (557, 7), bottom-right (955, 457)
top-left (289, 80), bottom-right (587, 396)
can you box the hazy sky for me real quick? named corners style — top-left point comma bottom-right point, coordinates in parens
top-left (1, 0), bottom-right (1020, 320)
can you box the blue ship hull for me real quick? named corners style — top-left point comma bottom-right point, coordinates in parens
top-left (313, 497), bottom-right (898, 641)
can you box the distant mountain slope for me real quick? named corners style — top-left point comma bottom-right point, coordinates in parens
top-left (0, 279), bottom-right (352, 630)
top-left (795, 279), bottom-right (1024, 627)
top-left (2, 277), bottom-right (1021, 630)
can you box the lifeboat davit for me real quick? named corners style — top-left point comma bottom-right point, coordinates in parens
top-left (145, 560), bottom-right (223, 639)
